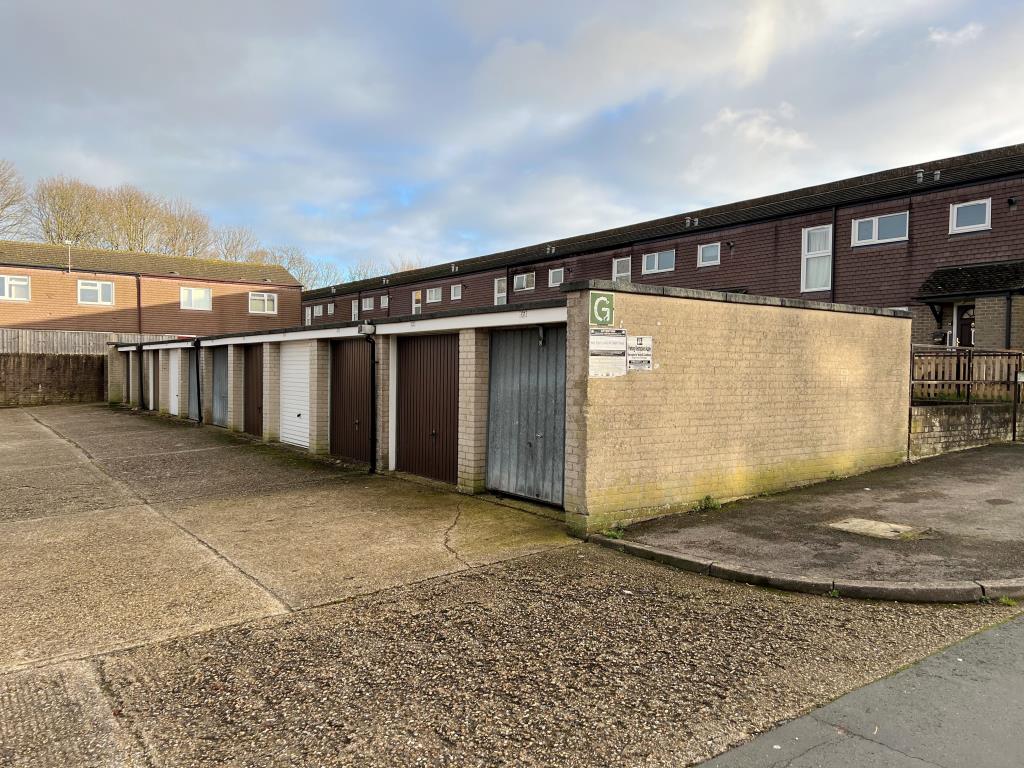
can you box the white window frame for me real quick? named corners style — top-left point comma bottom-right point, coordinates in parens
top-left (949, 198), bottom-right (992, 234)
top-left (327, 302), bottom-right (335, 315)
top-left (494, 277), bottom-right (507, 305)
top-left (426, 287), bottom-right (442, 303)
top-left (77, 279), bottom-right (114, 306)
top-left (450, 284), bottom-right (462, 301)
top-left (351, 300), bottom-right (359, 320)
top-left (305, 306), bottom-right (312, 325)
top-left (800, 225), bottom-right (833, 293)
top-left (548, 267), bottom-right (564, 287)
top-left (851, 211), bottom-right (909, 246)
top-left (513, 272), bottom-right (535, 292)
top-left (247, 291), bottom-right (277, 315)
top-left (362, 297), bottom-right (374, 311)
top-left (697, 242), bottom-right (720, 268)
top-left (411, 290), bottom-right (422, 315)
top-left (0, 274), bottom-right (30, 302)
top-left (380, 295), bottom-right (389, 309)
top-left (612, 256), bottom-right (631, 282)
top-left (179, 286), bottom-right (212, 311)
top-left (313, 304), bottom-right (323, 317)
top-left (641, 249), bottom-right (676, 275)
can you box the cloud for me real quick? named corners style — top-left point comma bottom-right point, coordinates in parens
top-left (928, 22), bottom-right (984, 45)
top-left (703, 103), bottom-right (812, 151)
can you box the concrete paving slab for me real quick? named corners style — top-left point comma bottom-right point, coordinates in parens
top-left (0, 439), bottom-right (85, 469)
top-left (0, 462), bottom-right (135, 523)
top-left (704, 615), bottom-right (1024, 767)
top-left (97, 546), bottom-right (1016, 768)
top-left (626, 444), bottom-right (1024, 585)
top-left (0, 661), bottom-right (145, 767)
top-left (0, 506), bottom-right (284, 671)
top-left (159, 479), bottom-right (572, 609)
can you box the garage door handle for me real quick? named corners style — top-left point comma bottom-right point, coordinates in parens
top-left (430, 429), bottom-right (437, 438)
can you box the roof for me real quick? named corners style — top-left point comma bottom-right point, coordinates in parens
top-left (305, 142), bottom-right (1024, 300)
top-left (917, 260), bottom-right (1024, 300)
top-left (0, 240), bottom-right (301, 286)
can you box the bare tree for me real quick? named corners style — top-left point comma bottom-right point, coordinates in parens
top-left (388, 254), bottom-right (425, 273)
top-left (343, 256), bottom-right (384, 282)
top-left (29, 176), bottom-right (101, 245)
top-left (213, 225), bottom-right (261, 262)
top-left (247, 245), bottom-right (344, 289)
top-left (96, 184), bottom-right (165, 252)
top-left (0, 160), bottom-right (27, 239)
top-left (158, 199), bottom-right (213, 258)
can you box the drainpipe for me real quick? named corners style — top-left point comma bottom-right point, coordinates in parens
top-left (193, 338), bottom-right (204, 424)
top-left (829, 206), bottom-right (838, 304)
top-left (358, 322), bottom-right (378, 474)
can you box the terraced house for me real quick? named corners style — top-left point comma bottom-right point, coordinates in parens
top-left (303, 144), bottom-right (1024, 350)
top-left (0, 240), bottom-right (302, 336)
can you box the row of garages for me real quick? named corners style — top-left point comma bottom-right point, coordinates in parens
top-left (111, 305), bottom-right (569, 507)
top-left (110, 284), bottom-right (915, 534)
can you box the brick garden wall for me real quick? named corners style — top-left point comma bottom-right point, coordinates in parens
top-left (0, 353), bottom-right (105, 406)
top-left (909, 404), bottom-right (1014, 460)
top-left (564, 284), bottom-right (912, 534)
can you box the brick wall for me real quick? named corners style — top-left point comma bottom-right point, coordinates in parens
top-left (0, 353), bottom-right (106, 406)
top-left (262, 342), bottom-right (281, 441)
top-left (0, 266), bottom-right (301, 335)
top-left (564, 285), bottom-right (912, 534)
top-left (308, 340), bottom-right (330, 453)
top-left (909, 404), bottom-right (1014, 460)
top-left (457, 328), bottom-right (489, 493)
top-left (226, 345), bottom-right (245, 430)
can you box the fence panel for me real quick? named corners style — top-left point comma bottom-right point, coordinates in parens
top-left (912, 345), bottom-right (1023, 404)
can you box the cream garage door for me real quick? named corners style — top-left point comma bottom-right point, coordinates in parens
top-left (168, 349), bottom-right (180, 416)
top-left (280, 341), bottom-right (311, 448)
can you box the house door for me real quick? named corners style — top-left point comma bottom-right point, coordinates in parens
top-left (955, 305), bottom-right (976, 347)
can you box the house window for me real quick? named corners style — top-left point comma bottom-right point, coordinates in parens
top-left (852, 211), bottom-right (909, 245)
top-left (412, 290), bottom-right (422, 315)
top-left (380, 295), bottom-right (389, 309)
top-left (494, 277), bottom-right (507, 305)
top-left (949, 199), bottom-right (991, 234)
top-left (313, 304), bottom-right (323, 317)
top-left (513, 272), bottom-right (535, 291)
top-left (0, 275), bottom-right (30, 301)
top-left (78, 280), bottom-right (114, 305)
top-left (327, 302), bottom-right (335, 315)
top-left (612, 256), bottom-right (631, 282)
top-left (362, 297), bottom-right (374, 311)
top-left (180, 286), bottom-right (212, 310)
top-left (305, 307), bottom-right (312, 325)
top-left (351, 300), bottom-right (359, 320)
top-left (801, 225), bottom-right (832, 293)
top-left (248, 291), bottom-right (277, 314)
top-left (451, 284), bottom-right (462, 300)
top-left (549, 267), bottom-right (564, 287)
top-left (697, 243), bottom-right (720, 267)
top-left (642, 249), bottom-right (675, 274)
top-left (426, 287), bottom-right (442, 303)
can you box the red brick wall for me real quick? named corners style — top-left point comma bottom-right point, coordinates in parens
top-left (0, 266), bottom-right (301, 334)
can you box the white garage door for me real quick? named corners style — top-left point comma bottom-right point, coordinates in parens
top-left (168, 349), bottom-right (180, 416)
top-left (280, 341), bottom-right (311, 448)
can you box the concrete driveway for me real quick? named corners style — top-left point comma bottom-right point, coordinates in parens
top-left (0, 405), bottom-right (1019, 767)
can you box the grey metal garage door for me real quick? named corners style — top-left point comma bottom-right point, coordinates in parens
top-left (212, 347), bottom-right (228, 427)
top-left (486, 325), bottom-right (566, 505)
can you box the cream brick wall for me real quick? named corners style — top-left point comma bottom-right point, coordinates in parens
top-left (176, 348), bottom-right (191, 418)
top-left (127, 350), bottom-right (141, 406)
top-left (262, 342), bottom-right (280, 441)
top-left (457, 328), bottom-right (489, 493)
top-left (565, 288), bottom-right (912, 534)
top-left (1013, 297), bottom-right (1024, 350)
top-left (308, 340), bottom-right (331, 454)
top-left (375, 335), bottom-right (390, 470)
top-left (157, 349), bottom-right (170, 414)
top-left (200, 348), bottom-right (214, 424)
top-left (226, 344), bottom-right (245, 431)
top-left (107, 347), bottom-right (126, 403)
top-left (973, 296), bottom-right (1005, 349)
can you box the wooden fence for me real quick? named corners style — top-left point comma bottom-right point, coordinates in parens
top-left (912, 345), bottom-right (1024, 404)
top-left (0, 328), bottom-right (173, 355)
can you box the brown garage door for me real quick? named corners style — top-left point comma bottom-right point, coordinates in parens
top-left (396, 334), bottom-right (458, 483)
top-left (243, 344), bottom-right (263, 436)
top-left (330, 338), bottom-right (373, 463)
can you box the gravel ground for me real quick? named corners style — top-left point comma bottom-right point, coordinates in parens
top-left (99, 545), bottom-right (1017, 768)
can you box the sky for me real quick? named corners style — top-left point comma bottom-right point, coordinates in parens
top-left (1, 0), bottom-right (1022, 273)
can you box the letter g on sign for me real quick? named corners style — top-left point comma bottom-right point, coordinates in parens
top-left (589, 291), bottom-right (615, 326)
